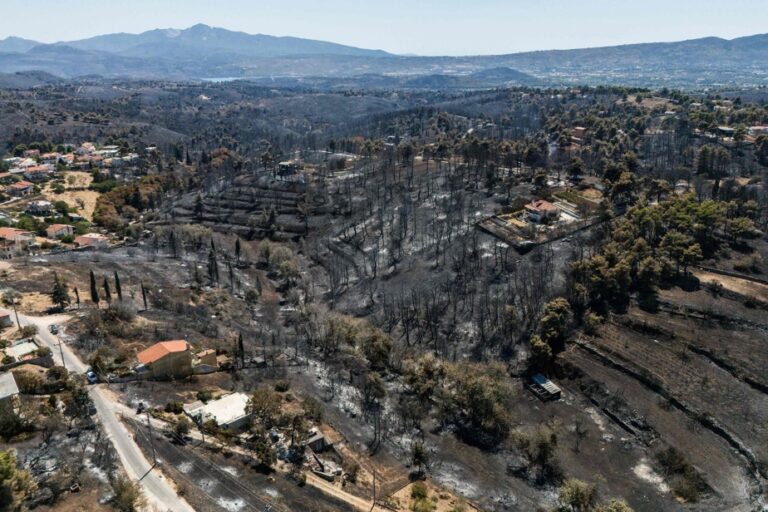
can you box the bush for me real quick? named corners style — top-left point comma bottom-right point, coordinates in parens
top-left (111, 476), bottom-right (144, 512)
top-left (410, 482), bottom-right (434, 512)
top-left (196, 389), bottom-right (214, 403)
top-left (103, 302), bottom-right (136, 323)
top-left (655, 446), bottom-right (709, 502)
top-left (411, 481), bottom-right (428, 500)
top-left (164, 401), bottom-right (183, 414)
top-left (584, 312), bottom-right (603, 334)
top-left (19, 325), bottom-right (38, 338)
top-left (343, 460), bottom-right (360, 483)
top-left (274, 380), bottom-right (290, 392)
top-left (706, 280), bottom-right (724, 297)
top-left (174, 417), bottom-right (192, 437)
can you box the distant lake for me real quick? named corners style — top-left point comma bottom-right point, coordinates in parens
top-left (201, 77), bottom-right (243, 83)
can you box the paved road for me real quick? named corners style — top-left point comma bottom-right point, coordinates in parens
top-left (4, 309), bottom-right (194, 512)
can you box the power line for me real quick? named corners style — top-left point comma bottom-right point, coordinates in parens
top-left (133, 421), bottom-right (284, 512)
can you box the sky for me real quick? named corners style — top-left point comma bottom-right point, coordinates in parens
top-left (1, 0), bottom-right (766, 56)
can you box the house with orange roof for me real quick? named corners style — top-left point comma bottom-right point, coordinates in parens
top-left (46, 224), bottom-right (74, 239)
top-left (0, 227), bottom-right (33, 258)
top-left (525, 199), bottom-right (560, 223)
top-left (6, 180), bottom-right (33, 197)
top-left (74, 233), bottom-right (109, 249)
top-left (136, 340), bottom-right (193, 379)
top-left (23, 165), bottom-right (54, 182)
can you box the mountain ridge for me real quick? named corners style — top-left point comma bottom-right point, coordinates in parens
top-left (0, 25), bottom-right (765, 87)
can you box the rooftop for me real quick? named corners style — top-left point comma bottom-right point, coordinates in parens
top-left (0, 373), bottom-right (19, 400)
top-left (137, 340), bottom-right (189, 365)
top-left (5, 340), bottom-right (38, 361)
top-left (525, 199), bottom-right (559, 212)
top-left (0, 227), bottom-right (32, 241)
top-left (184, 392), bottom-right (250, 427)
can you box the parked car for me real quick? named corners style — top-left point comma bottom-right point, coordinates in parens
top-left (49, 324), bottom-right (60, 334)
top-left (85, 370), bottom-right (98, 384)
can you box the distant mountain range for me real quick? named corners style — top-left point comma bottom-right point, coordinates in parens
top-left (0, 24), bottom-right (766, 88)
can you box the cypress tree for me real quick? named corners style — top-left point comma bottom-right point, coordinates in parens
top-left (114, 271), bottom-right (123, 301)
top-left (103, 277), bottom-right (112, 304)
top-left (238, 332), bottom-right (245, 368)
top-left (141, 282), bottom-right (148, 311)
top-left (90, 270), bottom-right (100, 305)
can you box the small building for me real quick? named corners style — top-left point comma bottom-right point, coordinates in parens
top-left (23, 166), bottom-right (53, 182)
top-left (524, 200), bottom-right (560, 223)
top-left (278, 160), bottom-right (300, 176)
top-left (6, 180), bottom-right (33, 197)
top-left (304, 432), bottom-right (329, 452)
top-left (0, 228), bottom-right (33, 258)
top-left (46, 224), bottom-right (74, 239)
top-left (77, 142), bottom-right (96, 155)
top-left (529, 374), bottom-right (562, 401)
top-left (74, 233), bottom-right (109, 249)
top-left (0, 372), bottom-right (20, 408)
top-left (196, 349), bottom-right (217, 367)
top-left (571, 126), bottom-right (587, 139)
top-left (0, 312), bottom-right (13, 329)
top-left (184, 392), bottom-right (251, 430)
top-left (0, 228), bottom-right (33, 244)
top-left (747, 125), bottom-right (768, 136)
top-left (136, 340), bottom-right (192, 380)
top-left (26, 200), bottom-right (53, 215)
top-left (39, 153), bottom-right (61, 164)
top-left (717, 126), bottom-right (735, 136)
top-left (4, 339), bottom-right (40, 363)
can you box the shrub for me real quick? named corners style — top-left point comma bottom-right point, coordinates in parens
top-left (655, 446), bottom-right (709, 502)
top-left (584, 312), bottom-right (603, 334)
top-left (705, 280), bottom-right (724, 297)
top-left (164, 401), bottom-right (183, 414)
top-left (111, 476), bottom-right (144, 512)
top-left (19, 325), bottom-right (38, 338)
top-left (274, 380), bottom-right (290, 392)
top-left (196, 389), bottom-right (213, 403)
top-left (411, 481), bottom-right (428, 500)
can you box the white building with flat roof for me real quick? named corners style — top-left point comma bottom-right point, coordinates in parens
top-left (184, 392), bottom-right (251, 430)
top-left (0, 372), bottom-right (19, 404)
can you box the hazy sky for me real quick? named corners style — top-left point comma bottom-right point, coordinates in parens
top-left (1, 0), bottom-right (766, 56)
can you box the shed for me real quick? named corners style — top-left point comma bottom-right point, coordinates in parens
top-left (530, 374), bottom-right (562, 401)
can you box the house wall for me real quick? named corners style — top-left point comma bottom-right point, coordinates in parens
top-left (148, 351), bottom-right (193, 380)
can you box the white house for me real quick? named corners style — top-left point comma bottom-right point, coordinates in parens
top-left (184, 392), bottom-right (251, 430)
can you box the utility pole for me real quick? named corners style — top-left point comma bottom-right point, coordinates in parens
top-left (58, 340), bottom-right (66, 369)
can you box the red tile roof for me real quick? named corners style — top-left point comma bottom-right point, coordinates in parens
top-left (137, 340), bottom-right (189, 365)
top-left (525, 199), bottom-right (558, 213)
top-left (8, 181), bottom-right (33, 189)
top-left (0, 227), bottom-right (32, 241)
